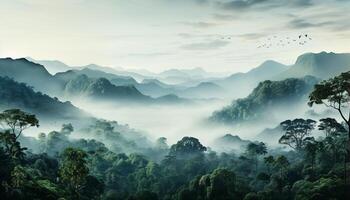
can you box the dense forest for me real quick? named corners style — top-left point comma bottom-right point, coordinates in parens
top-left (210, 76), bottom-right (318, 124)
top-left (1, 72), bottom-right (349, 200)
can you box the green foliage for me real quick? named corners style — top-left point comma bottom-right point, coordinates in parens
top-left (169, 137), bottom-right (207, 157)
top-left (0, 109), bottom-right (39, 138)
top-left (0, 76), bottom-right (84, 119)
top-left (318, 118), bottom-right (346, 137)
top-left (59, 148), bottom-right (89, 194)
top-left (308, 71), bottom-right (350, 137)
top-left (279, 118), bottom-right (316, 150)
top-left (211, 76), bottom-right (318, 124)
top-left (0, 103), bottom-right (349, 200)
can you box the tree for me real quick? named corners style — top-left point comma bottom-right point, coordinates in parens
top-left (198, 168), bottom-right (236, 200)
top-left (308, 72), bottom-right (350, 185)
top-left (264, 155), bottom-right (275, 174)
top-left (11, 165), bottom-right (27, 189)
top-left (279, 118), bottom-right (316, 150)
top-left (246, 142), bottom-right (267, 173)
top-left (61, 123), bottom-right (74, 136)
top-left (318, 118), bottom-right (346, 137)
top-left (155, 137), bottom-right (168, 150)
top-left (274, 155), bottom-right (289, 178)
top-left (169, 137), bottom-right (206, 157)
top-left (59, 147), bottom-right (89, 198)
top-left (0, 130), bottom-right (27, 160)
top-left (304, 138), bottom-right (318, 172)
top-left (308, 71), bottom-right (350, 138)
top-left (0, 109), bottom-right (39, 139)
top-left (275, 155), bottom-right (289, 177)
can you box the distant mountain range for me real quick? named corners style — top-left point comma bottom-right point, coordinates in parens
top-left (0, 76), bottom-right (86, 120)
top-left (0, 58), bottom-right (64, 96)
top-left (62, 74), bottom-right (150, 102)
top-left (276, 51), bottom-right (350, 80)
top-left (0, 58), bottom-right (190, 104)
top-left (213, 60), bottom-right (288, 98)
top-left (4, 51), bottom-right (350, 102)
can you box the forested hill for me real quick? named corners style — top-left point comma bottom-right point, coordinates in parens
top-left (276, 51), bottom-right (350, 80)
top-left (0, 58), bottom-right (63, 96)
top-left (210, 76), bottom-right (318, 124)
top-left (63, 74), bottom-right (152, 102)
top-left (0, 76), bottom-right (86, 119)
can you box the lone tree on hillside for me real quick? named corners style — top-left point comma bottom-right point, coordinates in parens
top-left (308, 71), bottom-right (350, 138)
top-left (279, 118), bottom-right (316, 150)
top-left (0, 109), bottom-right (39, 139)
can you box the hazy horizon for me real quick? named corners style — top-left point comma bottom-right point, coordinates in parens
top-left (1, 0), bottom-right (350, 73)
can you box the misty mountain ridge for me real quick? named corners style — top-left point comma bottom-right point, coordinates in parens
top-left (210, 75), bottom-right (319, 124)
top-left (212, 134), bottom-right (251, 152)
top-left (63, 74), bottom-right (151, 102)
top-left (0, 76), bottom-right (86, 120)
top-left (1, 58), bottom-right (186, 104)
top-left (276, 51), bottom-right (350, 80)
top-left (0, 57), bottom-right (64, 96)
top-left (213, 60), bottom-right (288, 99)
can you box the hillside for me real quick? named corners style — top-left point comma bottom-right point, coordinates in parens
top-left (212, 134), bottom-right (251, 152)
top-left (25, 57), bottom-right (74, 74)
top-left (0, 58), bottom-right (63, 96)
top-left (214, 60), bottom-right (288, 98)
top-left (0, 76), bottom-right (85, 119)
top-left (63, 74), bottom-right (151, 102)
top-left (176, 82), bottom-right (227, 99)
top-left (276, 51), bottom-right (350, 80)
top-left (210, 76), bottom-right (318, 124)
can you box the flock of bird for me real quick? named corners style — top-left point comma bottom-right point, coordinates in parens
top-left (257, 34), bottom-right (312, 49)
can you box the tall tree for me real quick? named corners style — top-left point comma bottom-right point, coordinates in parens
top-left (0, 109), bottom-right (39, 139)
top-left (264, 156), bottom-right (275, 174)
top-left (279, 118), bottom-right (316, 150)
top-left (274, 155), bottom-right (289, 178)
top-left (169, 137), bottom-right (206, 157)
top-left (318, 118), bottom-right (347, 137)
top-left (308, 71), bottom-right (350, 185)
top-left (246, 142), bottom-right (267, 173)
top-left (304, 138), bottom-right (318, 172)
top-left (308, 71), bottom-right (350, 138)
top-left (59, 147), bottom-right (89, 198)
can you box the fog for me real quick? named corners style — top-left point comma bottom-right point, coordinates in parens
top-left (21, 95), bottom-right (340, 151)
top-left (68, 98), bottom-right (327, 147)
top-left (70, 100), bottom-right (231, 146)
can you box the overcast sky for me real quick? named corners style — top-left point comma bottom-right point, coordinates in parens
top-left (0, 0), bottom-right (349, 73)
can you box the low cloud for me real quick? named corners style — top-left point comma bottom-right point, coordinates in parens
top-left (288, 18), bottom-right (334, 29)
top-left (180, 21), bottom-right (220, 28)
top-left (180, 40), bottom-right (230, 50)
top-left (237, 33), bottom-right (266, 40)
top-left (216, 0), bottom-right (313, 11)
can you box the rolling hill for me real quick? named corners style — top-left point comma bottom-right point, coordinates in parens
top-left (276, 51), bottom-right (350, 80)
top-left (0, 76), bottom-right (85, 119)
top-left (0, 58), bottom-right (64, 96)
top-left (210, 76), bottom-right (319, 124)
top-left (214, 60), bottom-right (288, 98)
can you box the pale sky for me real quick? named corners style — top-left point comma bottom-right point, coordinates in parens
top-left (0, 0), bottom-right (350, 73)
